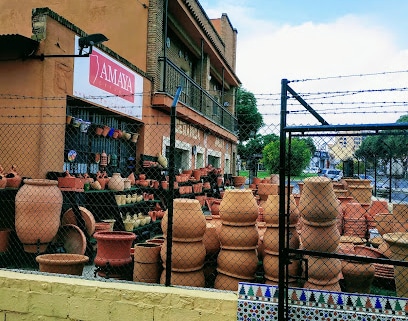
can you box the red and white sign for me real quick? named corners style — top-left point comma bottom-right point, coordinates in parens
top-left (73, 36), bottom-right (143, 119)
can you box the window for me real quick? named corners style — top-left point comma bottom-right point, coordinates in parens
top-left (339, 137), bottom-right (347, 147)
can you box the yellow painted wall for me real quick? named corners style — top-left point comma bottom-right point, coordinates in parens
top-left (0, 270), bottom-right (238, 321)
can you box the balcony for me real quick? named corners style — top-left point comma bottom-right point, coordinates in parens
top-left (155, 58), bottom-right (237, 135)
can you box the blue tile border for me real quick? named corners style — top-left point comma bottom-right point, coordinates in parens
top-left (237, 282), bottom-right (408, 321)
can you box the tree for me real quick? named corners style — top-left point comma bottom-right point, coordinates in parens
top-left (238, 133), bottom-right (279, 160)
top-left (262, 138), bottom-right (312, 176)
top-left (235, 87), bottom-right (263, 142)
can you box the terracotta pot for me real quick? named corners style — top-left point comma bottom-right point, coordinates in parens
top-left (160, 240), bottom-right (206, 272)
top-left (36, 253), bottom-right (89, 276)
top-left (257, 183), bottom-right (279, 201)
top-left (342, 260), bottom-right (375, 293)
top-left (207, 199), bottom-right (221, 216)
top-left (0, 228), bottom-right (11, 252)
top-left (161, 199), bottom-right (206, 241)
top-left (94, 222), bottom-right (111, 234)
top-left (305, 255), bottom-right (342, 281)
top-left (299, 218), bottom-right (340, 252)
top-left (263, 224), bottom-right (299, 253)
top-left (93, 231), bottom-right (136, 267)
top-left (192, 169), bottom-right (201, 181)
top-left (299, 176), bottom-right (339, 223)
top-left (15, 179), bottom-right (63, 253)
top-left (303, 278), bottom-right (341, 292)
top-left (347, 185), bottom-right (373, 204)
top-left (203, 220), bottom-right (221, 254)
top-left (262, 194), bottom-right (299, 225)
top-left (219, 224), bottom-right (258, 250)
top-left (0, 176), bottom-right (6, 189)
top-left (95, 126), bottom-right (103, 135)
top-left (6, 175), bottom-right (22, 188)
top-left (382, 232), bottom-right (408, 297)
top-left (219, 189), bottom-right (258, 226)
top-left (366, 200), bottom-right (389, 228)
top-left (160, 269), bottom-right (205, 287)
top-left (252, 177), bottom-right (261, 185)
top-left (108, 173), bottom-right (124, 191)
top-left (263, 250), bottom-right (299, 279)
top-left (342, 217), bottom-right (367, 238)
top-left (217, 248), bottom-right (258, 278)
top-left (344, 202), bottom-right (366, 219)
top-left (231, 176), bottom-right (246, 188)
top-left (101, 126), bottom-right (110, 137)
top-left (133, 243), bottom-right (161, 263)
top-left (393, 203), bottom-right (408, 222)
top-left (374, 213), bottom-right (395, 235)
top-left (214, 270), bottom-right (254, 291)
top-left (133, 243), bottom-right (161, 283)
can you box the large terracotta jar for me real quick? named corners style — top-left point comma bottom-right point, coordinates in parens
top-left (93, 231), bottom-right (136, 267)
top-left (305, 255), bottom-right (342, 282)
top-left (108, 173), bottom-right (125, 191)
top-left (342, 260), bottom-right (375, 293)
top-left (257, 183), bottom-right (279, 201)
top-left (347, 185), bottom-right (372, 204)
top-left (217, 248), bottom-right (258, 278)
top-left (214, 270), bottom-right (254, 291)
top-left (160, 240), bottom-right (206, 271)
top-left (263, 224), bottom-right (299, 253)
top-left (15, 179), bottom-right (63, 253)
top-left (218, 224), bottom-right (259, 250)
top-left (382, 232), bottom-right (408, 297)
top-left (263, 250), bottom-right (300, 279)
top-left (299, 218), bottom-right (340, 252)
top-left (161, 199), bottom-right (206, 241)
top-left (262, 194), bottom-right (299, 225)
top-left (219, 189), bottom-right (258, 226)
top-left (299, 176), bottom-right (339, 223)
top-left (160, 269), bottom-right (205, 287)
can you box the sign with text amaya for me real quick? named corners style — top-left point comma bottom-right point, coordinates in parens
top-left (73, 36), bottom-right (143, 119)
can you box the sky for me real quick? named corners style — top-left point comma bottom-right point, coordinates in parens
top-left (201, 0), bottom-right (408, 126)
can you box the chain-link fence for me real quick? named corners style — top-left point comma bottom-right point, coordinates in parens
top-left (1, 94), bottom-right (408, 302)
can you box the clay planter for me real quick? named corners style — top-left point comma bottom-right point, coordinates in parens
top-left (0, 228), bottom-right (11, 252)
top-left (133, 243), bottom-right (161, 283)
top-left (160, 269), bottom-right (205, 287)
top-left (343, 217), bottom-right (367, 238)
top-left (347, 185), bottom-right (373, 204)
top-left (299, 218), bottom-right (340, 252)
top-left (214, 270), bottom-right (254, 291)
top-left (93, 231), bottom-right (136, 267)
top-left (219, 189), bottom-right (259, 226)
top-left (305, 255), bottom-right (342, 282)
top-left (203, 219), bottom-right (221, 254)
top-left (299, 177), bottom-right (339, 223)
top-left (342, 260), bottom-right (375, 294)
top-left (36, 253), bottom-right (89, 276)
top-left (263, 224), bottom-right (299, 253)
top-left (15, 179), bottom-right (63, 253)
top-left (263, 250), bottom-right (299, 279)
top-left (232, 176), bottom-right (246, 188)
top-left (344, 202), bottom-right (366, 219)
top-left (160, 240), bottom-right (206, 272)
top-left (219, 224), bottom-right (259, 250)
top-left (393, 203), bottom-right (408, 222)
top-left (374, 213), bottom-right (395, 236)
top-left (257, 183), bottom-right (279, 201)
top-left (303, 278), bottom-right (341, 292)
top-left (161, 199), bottom-right (206, 241)
top-left (382, 232), bottom-right (408, 297)
top-left (217, 248), bottom-right (258, 278)
top-left (262, 194), bottom-right (299, 225)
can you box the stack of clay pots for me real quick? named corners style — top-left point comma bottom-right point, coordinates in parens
top-left (160, 199), bottom-right (207, 287)
top-left (133, 242), bottom-right (162, 283)
top-left (261, 194), bottom-right (300, 285)
top-left (343, 178), bottom-right (373, 205)
top-left (298, 176), bottom-right (342, 291)
top-left (343, 202), bottom-right (368, 238)
top-left (214, 189), bottom-right (259, 291)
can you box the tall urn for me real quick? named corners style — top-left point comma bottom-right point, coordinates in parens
top-left (15, 179), bottom-right (63, 253)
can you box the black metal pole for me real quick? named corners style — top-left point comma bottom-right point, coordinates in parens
top-left (165, 85), bottom-right (182, 286)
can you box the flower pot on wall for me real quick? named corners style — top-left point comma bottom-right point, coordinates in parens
top-left (15, 179), bottom-right (63, 253)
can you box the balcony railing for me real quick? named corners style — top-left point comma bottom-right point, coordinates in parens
top-left (158, 57), bottom-right (237, 134)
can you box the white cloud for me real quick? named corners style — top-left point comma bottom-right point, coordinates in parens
top-left (205, 4), bottom-right (408, 126)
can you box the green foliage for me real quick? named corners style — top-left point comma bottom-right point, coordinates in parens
top-left (238, 133), bottom-right (279, 160)
top-left (262, 138), bottom-right (312, 176)
top-left (236, 87), bottom-right (263, 142)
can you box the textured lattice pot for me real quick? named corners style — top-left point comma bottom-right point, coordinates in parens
top-left (15, 179), bottom-right (63, 253)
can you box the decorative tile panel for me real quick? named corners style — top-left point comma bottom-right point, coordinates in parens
top-left (237, 282), bottom-right (408, 321)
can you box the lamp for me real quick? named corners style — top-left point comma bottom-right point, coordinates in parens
top-left (28, 33), bottom-right (108, 60)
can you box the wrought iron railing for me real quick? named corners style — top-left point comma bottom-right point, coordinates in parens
top-left (158, 57), bottom-right (237, 134)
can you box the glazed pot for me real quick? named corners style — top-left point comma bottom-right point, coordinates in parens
top-left (218, 224), bottom-right (258, 250)
top-left (93, 231), bottom-right (136, 267)
top-left (219, 189), bottom-right (259, 226)
top-left (161, 199), bottom-right (206, 241)
top-left (36, 253), bottom-right (89, 276)
top-left (108, 173), bottom-right (124, 191)
top-left (160, 240), bottom-right (206, 272)
top-left (217, 248), bottom-right (258, 278)
top-left (15, 179), bottom-right (63, 253)
top-left (299, 176), bottom-right (339, 223)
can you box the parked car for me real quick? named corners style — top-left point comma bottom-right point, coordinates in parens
top-left (319, 169), bottom-right (343, 181)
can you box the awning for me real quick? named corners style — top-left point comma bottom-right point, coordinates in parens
top-left (0, 34), bottom-right (39, 61)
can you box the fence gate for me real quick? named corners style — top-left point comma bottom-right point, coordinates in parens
top-left (278, 78), bottom-right (408, 320)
